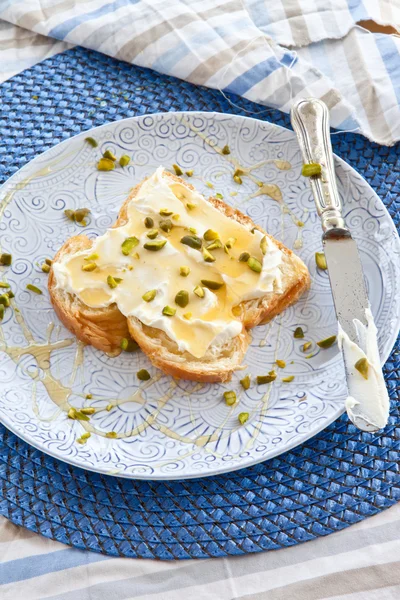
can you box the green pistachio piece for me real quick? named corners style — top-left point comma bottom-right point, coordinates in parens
top-left (202, 247), bottom-right (216, 262)
top-left (317, 335), bottom-right (336, 349)
top-left (183, 312), bottom-right (192, 319)
top-left (294, 327), bottom-right (304, 339)
top-left (239, 252), bottom-right (250, 262)
top-left (162, 305), bottom-right (176, 317)
top-left (82, 262), bottom-right (97, 272)
top-left (223, 390), bottom-right (237, 406)
top-left (85, 253), bottom-right (99, 262)
top-left (143, 240), bottom-right (167, 251)
top-left (186, 202), bottom-right (197, 211)
top-left (0, 294), bottom-right (10, 307)
top-left (85, 137), bottom-right (98, 148)
top-left (45, 258), bottom-right (53, 266)
top-left (119, 154), bottom-right (130, 167)
top-left (302, 163), bottom-right (322, 177)
top-left (0, 304), bottom-right (4, 321)
top-left (67, 407), bottom-right (89, 421)
top-left (302, 342), bottom-right (312, 352)
top-left (137, 369), bottom-right (151, 381)
top-left (64, 209), bottom-right (75, 220)
top-left (201, 279), bottom-right (224, 290)
top-left (142, 289), bottom-right (157, 302)
top-left (193, 286), bottom-right (205, 298)
top-left (26, 284), bottom-right (42, 294)
top-left (188, 227), bottom-right (197, 234)
top-left (233, 175), bottom-right (242, 185)
top-left (180, 266), bottom-right (190, 277)
top-left (247, 256), bottom-right (262, 273)
top-left (315, 252), bottom-right (327, 270)
top-left (80, 407), bottom-right (95, 415)
top-left (121, 236), bottom-right (139, 255)
top-left (172, 163), bottom-right (183, 176)
top-left (0, 253), bottom-right (12, 266)
top-left (215, 193), bottom-right (223, 199)
top-left (354, 357), bottom-right (369, 379)
top-left (7, 290), bottom-right (14, 298)
top-left (282, 375), bottom-right (295, 383)
top-left (203, 229), bottom-right (219, 241)
top-left (146, 229), bottom-right (158, 239)
top-left (106, 431), bottom-right (118, 439)
top-left (74, 208), bottom-right (90, 223)
top-left (185, 169), bottom-right (193, 177)
top-left (172, 214), bottom-right (180, 221)
top-left (175, 290), bottom-right (189, 308)
top-left (225, 237), bottom-right (236, 249)
top-left (144, 216), bottom-right (154, 228)
top-left (106, 404), bottom-right (113, 412)
top-left (120, 337), bottom-right (139, 352)
top-left (180, 235), bottom-right (202, 250)
top-left (276, 360), bottom-right (286, 368)
top-left (205, 181), bottom-right (213, 188)
top-left (207, 239), bottom-right (223, 251)
top-left (103, 149), bottom-right (117, 161)
top-left (159, 218), bottom-right (173, 233)
top-left (41, 263), bottom-right (51, 273)
top-left (159, 208), bottom-right (174, 216)
top-left (260, 236), bottom-right (268, 256)
top-left (257, 371), bottom-right (277, 385)
top-left (238, 412), bottom-right (249, 425)
top-left (240, 374), bottom-right (251, 390)
top-left (97, 158), bottom-right (115, 171)
top-left (107, 275), bottom-right (122, 289)
top-left (85, 394), bottom-right (92, 399)
top-left (222, 145), bottom-right (230, 155)
top-left (0, 282), bottom-right (10, 288)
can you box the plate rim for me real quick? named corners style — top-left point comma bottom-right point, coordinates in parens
top-left (1, 110), bottom-right (399, 480)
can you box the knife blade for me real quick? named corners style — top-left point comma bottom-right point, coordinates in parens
top-left (290, 98), bottom-right (389, 432)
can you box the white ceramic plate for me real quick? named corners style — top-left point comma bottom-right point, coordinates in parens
top-left (1, 112), bottom-right (399, 479)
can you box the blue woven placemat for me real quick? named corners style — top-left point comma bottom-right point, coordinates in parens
top-left (0, 47), bottom-right (399, 560)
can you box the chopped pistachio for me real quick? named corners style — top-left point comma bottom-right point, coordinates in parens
top-left (172, 213), bottom-right (180, 221)
top-left (162, 305), bottom-right (176, 317)
top-left (120, 337), bottom-right (139, 352)
top-left (106, 431), bottom-right (118, 439)
top-left (185, 169), bottom-right (193, 177)
top-left (67, 407), bottom-right (89, 421)
top-left (302, 342), bottom-right (312, 352)
top-left (45, 258), bottom-right (53, 266)
top-left (215, 193), bottom-right (223, 199)
top-left (222, 145), bottom-right (231, 155)
top-left (106, 403), bottom-right (113, 412)
top-left (0, 294), bottom-right (10, 307)
top-left (317, 335), bottom-right (336, 349)
top-left (180, 266), bottom-right (190, 277)
top-left (276, 360), bottom-right (286, 369)
top-left (82, 262), bottom-right (97, 272)
top-left (223, 390), bottom-right (237, 406)
top-left (239, 251), bottom-right (250, 262)
top-left (315, 252), bottom-right (327, 270)
top-left (175, 290), bottom-right (189, 308)
top-left (302, 163), bottom-right (322, 177)
top-left (203, 229), bottom-right (219, 241)
top-left (207, 239), bottom-right (223, 251)
top-left (238, 412), bottom-right (249, 425)
top-left (119, 154), bottom-right (130, 167)
top-left (257, 371), bottom-right (277, 385)
top-left (120, 338), bottom-right (129, 350)
top-left (206, 181), bottom-right (213, 188)
top-left (97, 158), bottom-right (115, 171)
top-left (85, 394), bottom-right (92, 400)
top-left (233, 174), bottom-right (242, 184)
top-left (294, 327), bottom-right (304, 339)
top-left (159, 208), bottom-right (173, 216)
top-left (7, 290), bottom-right (14, 298)
top-left (144, 216), bottom-right (154, 228)
top-left (103, 149), bottom-right (117, 161)
top-left (305, 353), bottom-right (314, 359)
top-left (172, 163), bottom-right (183, 176)
top-left (26, 284), bottom-right (42, 294)
top-left (41, 263), bottom-right (51, 273)
top-left (180, 235), bottom-right (202, 250)
top-left (132, 253), bottom-right (140, 260)
top-left (183, 312), bottom-right (192, 320)
top-left (85, 137), bottom-right (98, 147)
top-left (0, 305), bottom-right (4, 321)
top-left (142, 289), bottom-right (157, 302)
top-left (121, 236), bottom-right (139, 255)
top-left (159, 218), bottom-right (173, 233)
top-left (137, 369), bottom-right (151, 381)
top-left (240, 374), bottom-right (251, 390)
top-left (0, 282), bottom-right (10, 288)
top-left (143, 240), bottom-right (167, 251)
top-left (282, 375), bottom-right (295, 383)
top-left (297, 220), bottom-right (305, 227)
top-left (201, 279), bottom-right (224, 290)
top-left (193, 286), bottom-right (205, 298)
top-left (81, 407), bottom-right (96, 415)
top-left (186, 202), bottom-right (197, 211)
top-left (260, 236), bottom-right (268, 256)
top-left (146, 229), bottom-right (158, 239)
top-left (64, 209), bottom-right (75, 220)
top-left (354, 357), bottom-right (369, 379)
top-left (74, 208), bottom-right (90, 223)
top-left (0, 253), bottom-right (12, 266)
top-left (225, 237), bottom-right (236, 249)
top-left (107, 275), bottom-right (122, 289)
top-left (202, 247), bottom-right (216, 262)
top-left (247, 256), bottom-right (262, 273)
top-left (85, 253), bottom-right (99, 261)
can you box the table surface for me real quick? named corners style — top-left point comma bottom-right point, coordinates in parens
top-left (0, 18), bottom-right (399, 600)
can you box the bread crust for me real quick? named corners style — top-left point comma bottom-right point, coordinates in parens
top-left (48, 172), bottom-right (310, 380)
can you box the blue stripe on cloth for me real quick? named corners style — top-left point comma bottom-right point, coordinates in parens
top-left (245, 0), bottom-right (271, 30)
top-left (0, 549), bottom-right (109, 585)
top-left (224, 55), bottom-right (290, 96)
top-left (374, 34), bottom-right (400, 105)
top-left (346, 0), bottom-right (369, 23)
top-left (48, 0), bottom-right (139, 40)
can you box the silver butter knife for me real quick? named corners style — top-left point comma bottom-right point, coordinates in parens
top-left (290, 98), bottom-right (390, 432)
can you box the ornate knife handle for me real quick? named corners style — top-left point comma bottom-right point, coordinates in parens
top-left (290, 98), bottom-right (350, 238)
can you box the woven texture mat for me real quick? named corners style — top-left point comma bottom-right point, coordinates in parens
top-left (0, 47), bottom-right (399, 560)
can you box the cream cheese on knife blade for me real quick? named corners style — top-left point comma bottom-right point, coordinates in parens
top-left (338, 307), bottom-right (390, 430)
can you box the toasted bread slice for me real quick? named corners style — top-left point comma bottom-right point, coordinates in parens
top-left (49, 172), bottom-right (310, 381)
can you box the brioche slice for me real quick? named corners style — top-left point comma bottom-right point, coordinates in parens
top-left (49, 171), bottom-right (310, 382)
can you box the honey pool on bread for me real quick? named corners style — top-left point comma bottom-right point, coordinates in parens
top-left (53, 167), bottom-right (284, 358)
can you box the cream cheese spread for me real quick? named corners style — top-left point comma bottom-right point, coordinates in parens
top-left (338, 307), bottom-right (390, 431)
top-left (53, 167), bottom-right (283, 358)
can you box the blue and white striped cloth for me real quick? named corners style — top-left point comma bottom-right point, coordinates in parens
top-left (0, 0), bottom-right (399, 144)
